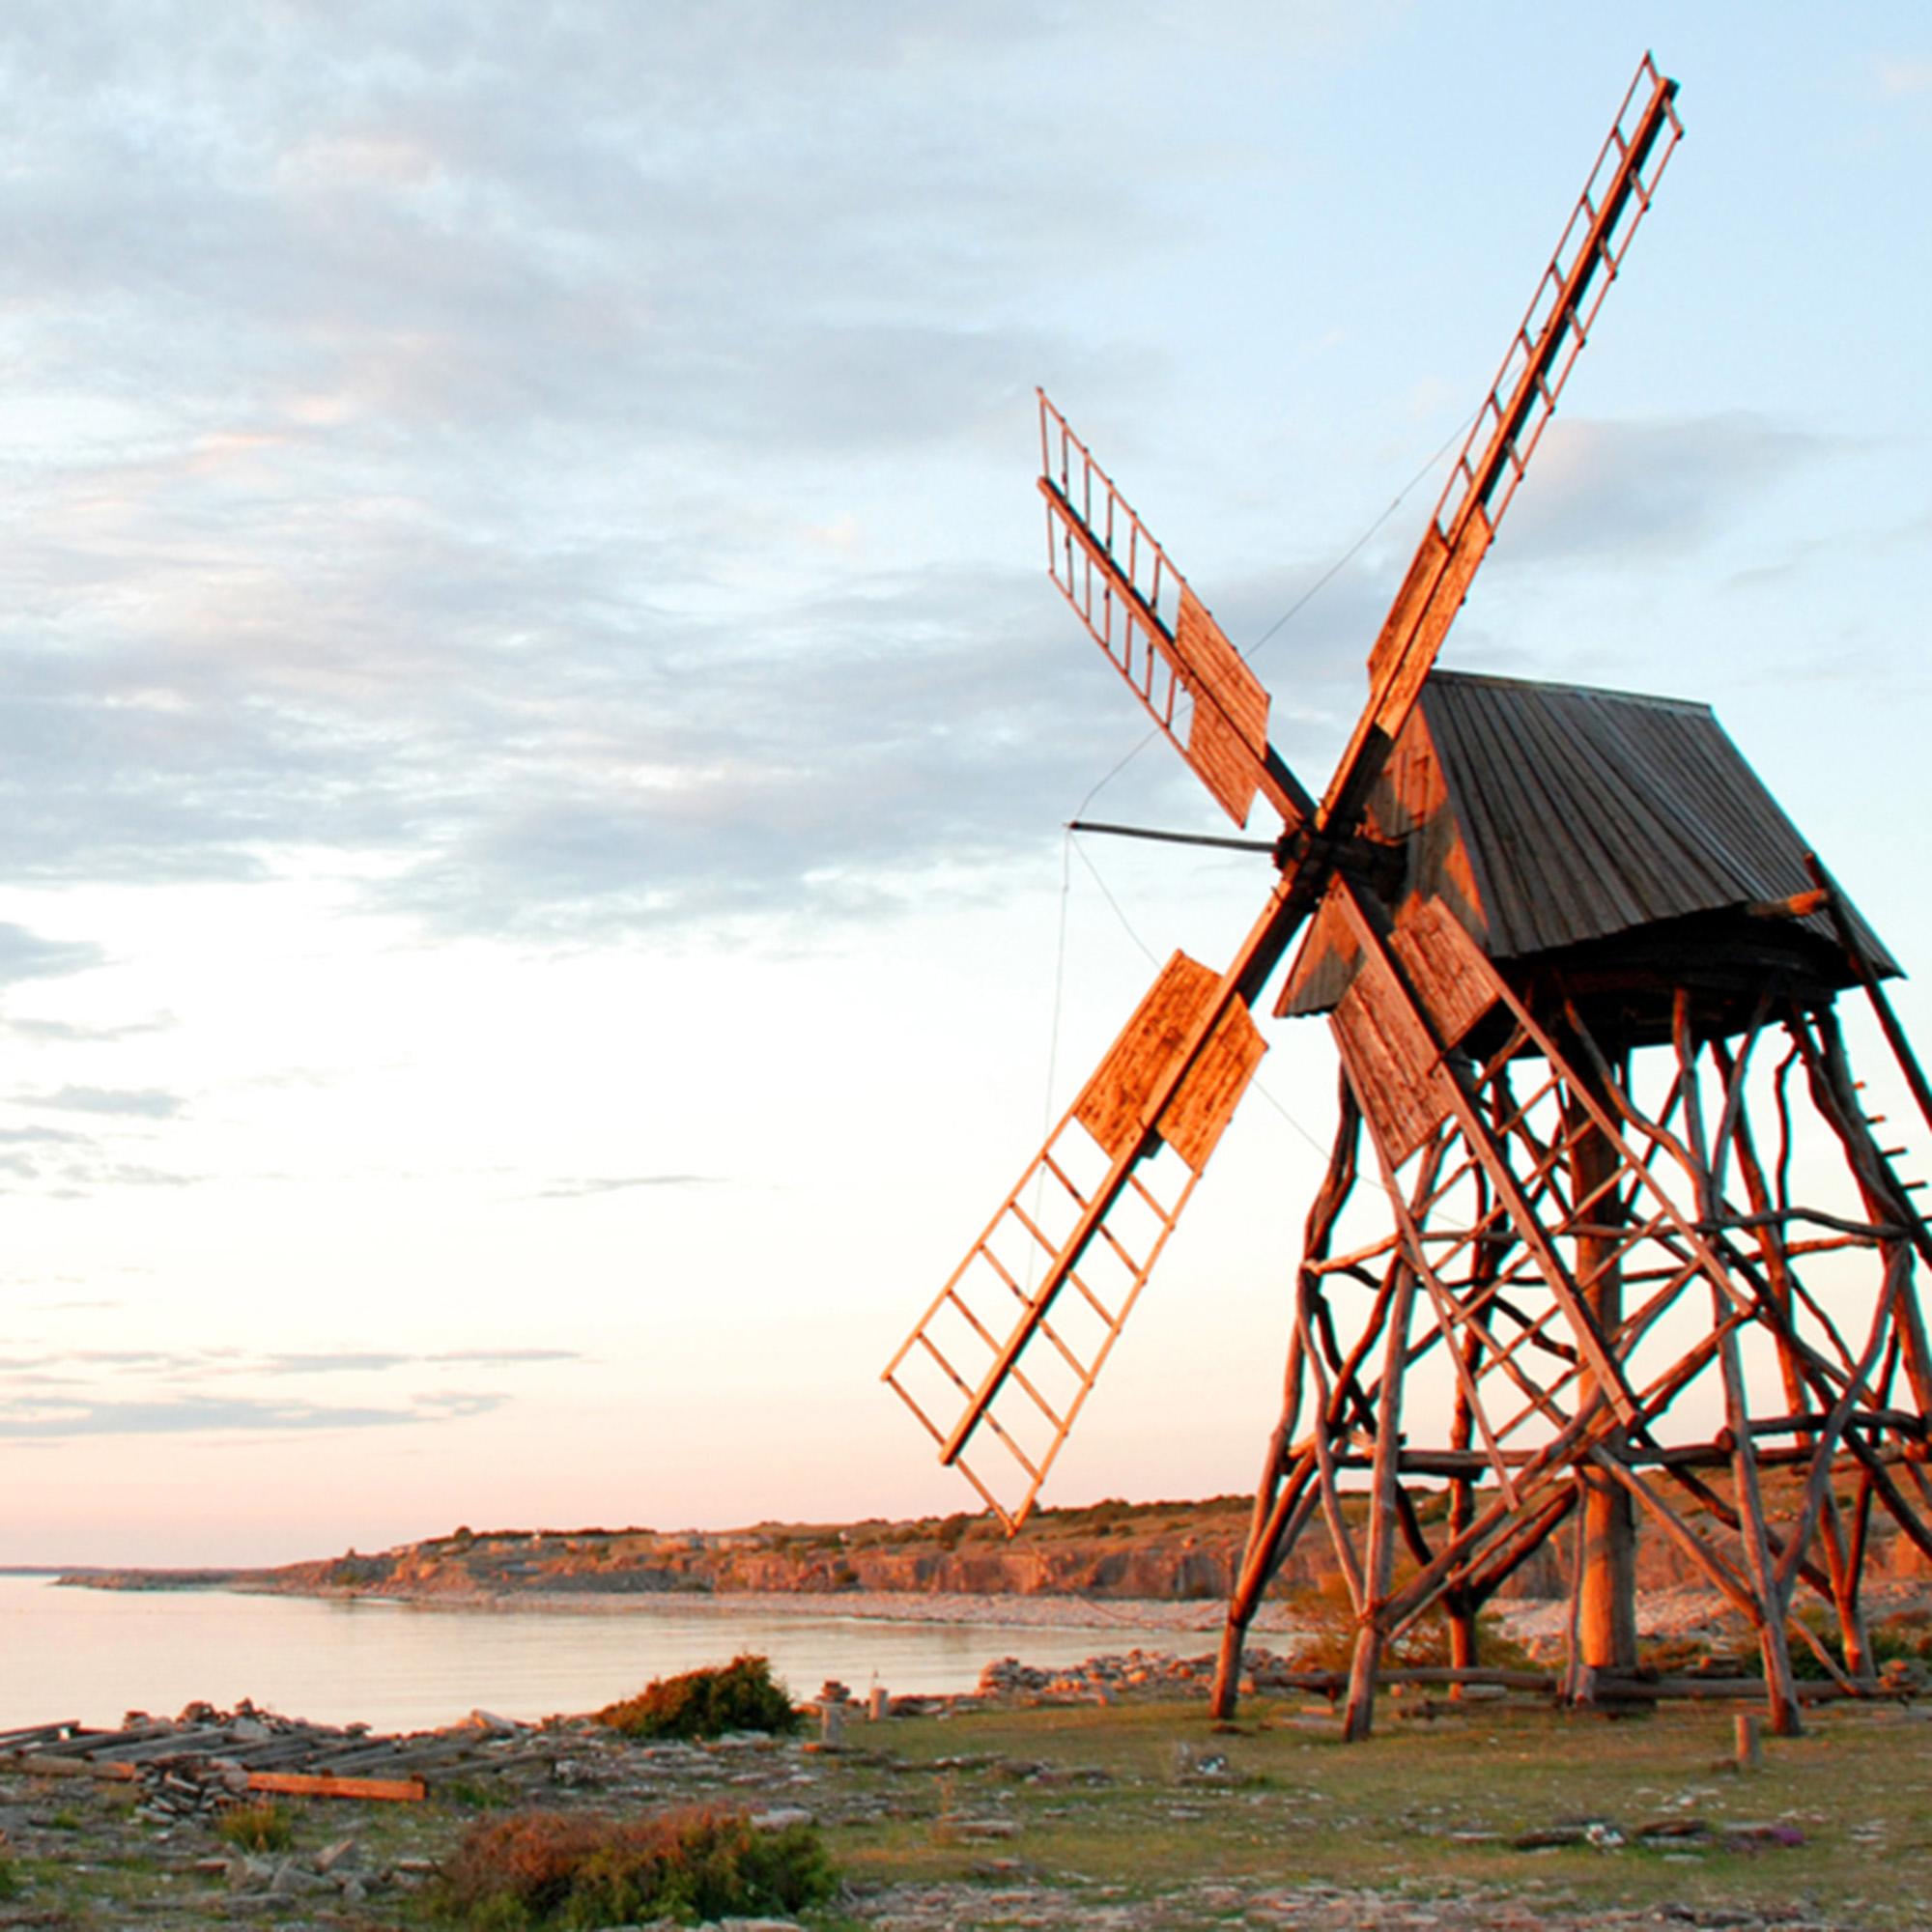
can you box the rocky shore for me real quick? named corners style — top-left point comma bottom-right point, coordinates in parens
top-left (0, 1663), bottom-right (1899, 1930)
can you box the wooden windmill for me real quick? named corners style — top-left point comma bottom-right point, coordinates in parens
top-left (883, 56), bottom-right (1932, 1741)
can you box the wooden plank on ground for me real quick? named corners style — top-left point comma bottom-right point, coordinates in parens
top-left (245, 1770), bottom-right (427, 1803)
top-left (14, 1753), bottom-right (135, 1779)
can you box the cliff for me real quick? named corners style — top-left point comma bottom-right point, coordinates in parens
top-left (62, 1474), bottom-right (1930, 1604)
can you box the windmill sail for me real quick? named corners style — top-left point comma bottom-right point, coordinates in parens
top-left (1324, 53), bottom-right (1682, 825)
top-left (1037, 394), bottom-right (1313, 834)
top-left (883, 950), bottom-right (1265, 1528)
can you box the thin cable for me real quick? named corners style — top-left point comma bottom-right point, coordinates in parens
top-left (1071, 411), bottom-right (1481, 825)
top-left (1071, 725), bottom-right (1160, 824)
top-left (1240, 409), bottom-right (1480, 666)
top-left (1067, 829), bottom-right (1329, 1157)
top-left (1069, 834), bottom-right (1159, 967)
top-left (1023, 835), bottom-right (1080, 1294)
top-left (1043, 419), bottom-right (1479, 1172)
top-left (1040, 830), bottom-right (1075, 1141)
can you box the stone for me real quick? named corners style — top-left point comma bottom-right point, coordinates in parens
top-left (749, 1806), bottom-right (813, 1831)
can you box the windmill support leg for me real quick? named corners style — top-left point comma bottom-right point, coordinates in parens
top-left (1213, 1080), bottom-right (1361, 1720)
top-left (1212, 1460), bottom-right (1319, 1719)
top-left (1343, 1266), bottom-right (1420, 1743)
top-left (1568, 1069), bottom-right (1638, 1690)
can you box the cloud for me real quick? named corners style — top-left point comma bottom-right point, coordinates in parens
top-left (1877, 58), bottom-right (1932, 97)
top-left (3, 1015), bottom-right (175, 1044)
top-left (1491, 414), bottom-right (1826, 566)
top-left (428, 1348), bottom-right (582, 1365)
top-left (257, 1347), bottom-right (582, 1373)
top-left (0, 1391), bottom-right (506, 1439)
top-left (528, 1174), bottom-right (720, 1199)
top-left (0, 923), bottom-right (103, 986)
top-left (20, 1086), bottom-right (185, 1120)
top-left (262, 1351), bottom-right (413, 1375)
top-left (0, 4), bottom-right (1294, 941)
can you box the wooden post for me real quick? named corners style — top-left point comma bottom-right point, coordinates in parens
top-left (1213, 1080), bottom-right (1359, 1720)
top-left (1568, 1055), bottom-right (1638, 1684)
top-left (1735, 1710), bottom-right (1764, 1771)
top-left (1679, 996), bottom-right (1802, 1734)
top-left (1343, 1259), bottom-right (1421, 1742)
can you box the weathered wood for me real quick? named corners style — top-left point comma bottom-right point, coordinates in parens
top-left (13, 1752), bottom-right (135, 1780)
top-left (1570, 1045), bottom-right (1637, 1682)
top-left (1073, 951), bottom-right (1266, 1174)
top-left (1213, 1075), bottom-right (1360, 1719)
top-left (246, 1770), bottom-right (426, 1803)
top-left (1344, 1214), bottom-right (1424, 1742)
top-left (1390, 897), bottom-right (1500, 1047)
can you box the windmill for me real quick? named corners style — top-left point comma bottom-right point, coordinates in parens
top-left (883, 55), bottom-right (1932, 1742)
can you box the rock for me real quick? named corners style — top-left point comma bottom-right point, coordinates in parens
top-left (315, 1834), bottom-right (360, 1873)
top-left (269, 1858), bottom-right (331, 1895)
top-left (1513, 1824), bottom-right (1589, 1848)
top-left (749, 1807), bottom-right (813, 1831)
top-left (1723, 1821), bottom-right (1805, 1850)
top-left (955, 1818), bottom-right (1022, 1839)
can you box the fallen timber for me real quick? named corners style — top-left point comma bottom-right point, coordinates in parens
top-left (0, 1702), bottom-right (535, 1820)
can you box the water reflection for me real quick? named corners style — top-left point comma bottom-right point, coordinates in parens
top-left (0, 1576), bottom-right (1205, 1732)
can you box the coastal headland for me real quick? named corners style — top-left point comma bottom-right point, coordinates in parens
top-left (61, 1479), bottom-right (1932, 1617)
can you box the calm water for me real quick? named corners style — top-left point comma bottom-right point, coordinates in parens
top-left (0, 1576), bottom-right (1200, 1734)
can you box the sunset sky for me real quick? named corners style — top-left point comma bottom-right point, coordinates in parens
top-left (1, 3), bottom-right (1928, 1565)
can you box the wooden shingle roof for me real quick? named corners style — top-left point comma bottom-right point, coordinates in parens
top-left (1280, 669), bottom-right (1894, 1022)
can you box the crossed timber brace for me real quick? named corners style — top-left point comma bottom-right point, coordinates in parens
top-left (1209, 879), bottom-right (1932, 1742)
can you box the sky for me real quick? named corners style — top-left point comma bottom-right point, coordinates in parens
top-left (0, 2), bottom-right (1928, 1565)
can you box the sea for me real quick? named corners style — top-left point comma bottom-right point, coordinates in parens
top-left (0, 1574), bottom-right (1206, 1735)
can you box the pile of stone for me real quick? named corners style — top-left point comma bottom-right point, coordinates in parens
top-left (191, 1835), bottom-right (422, 1907)
top-left (979, 1647), bottom-right (1305, 1701)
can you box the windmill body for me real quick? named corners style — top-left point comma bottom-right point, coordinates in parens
top-left (883, 59), bottom-right (1932, 1740)
top-left (1282, 669), bottom-right (1898, 1038)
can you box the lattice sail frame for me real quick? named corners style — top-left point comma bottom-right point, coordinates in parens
top-left (882, 951), bottom-right (1266, 1528)
top-left (1215, 881), bottom-right (1932, 1739)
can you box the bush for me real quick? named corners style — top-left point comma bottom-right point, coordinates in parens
top-left (598, 1655), bottom-right (797, 1741)
top-left (216, 1800), bottom-right (295, 1853)
top-left (440, 1805), bottom-right (834, 1927)
top-left (1288, 1579), bottom-right (1538, 1673)
top-left (1788, 1607), bottom-right (1932, 1681)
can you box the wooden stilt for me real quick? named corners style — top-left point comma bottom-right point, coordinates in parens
top-left (1344, 1257), bottom-right (1420, 1743)
top-left (1569, 1041), bottom-right (1637, 1684)
top-left (1212, 1079), bottom-right (1360, 1719)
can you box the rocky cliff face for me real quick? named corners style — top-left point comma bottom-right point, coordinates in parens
top-left (63, 1475), bottom-right (1927, 1604)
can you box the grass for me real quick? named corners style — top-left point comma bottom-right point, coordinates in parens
top-left (213, 1798), bottom-right (295, 1853)
top-left (819, 1692), bottom-right (1932, 1923)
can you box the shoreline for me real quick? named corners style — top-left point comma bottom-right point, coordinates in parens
top-left (213, 1584), bottom-right (1310, 1634)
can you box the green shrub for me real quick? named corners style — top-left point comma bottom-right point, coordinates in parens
top-left (216, 1800), bottom-right (295, 1853)
top-left (598, 1655), bottom-right (797, 1741)
top-left (1787, 1607), bottom-right (1932, 1681)
top-left (440, 1805), bottom-right (834, 1927)
top-left (1287, 1580), bottom-right (1537, 1674)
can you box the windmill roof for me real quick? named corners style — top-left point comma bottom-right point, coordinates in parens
top-left (1420, 669), bottom-right (1893, 966)
top-left (1279, 668), bottom-right (1896, 1022)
